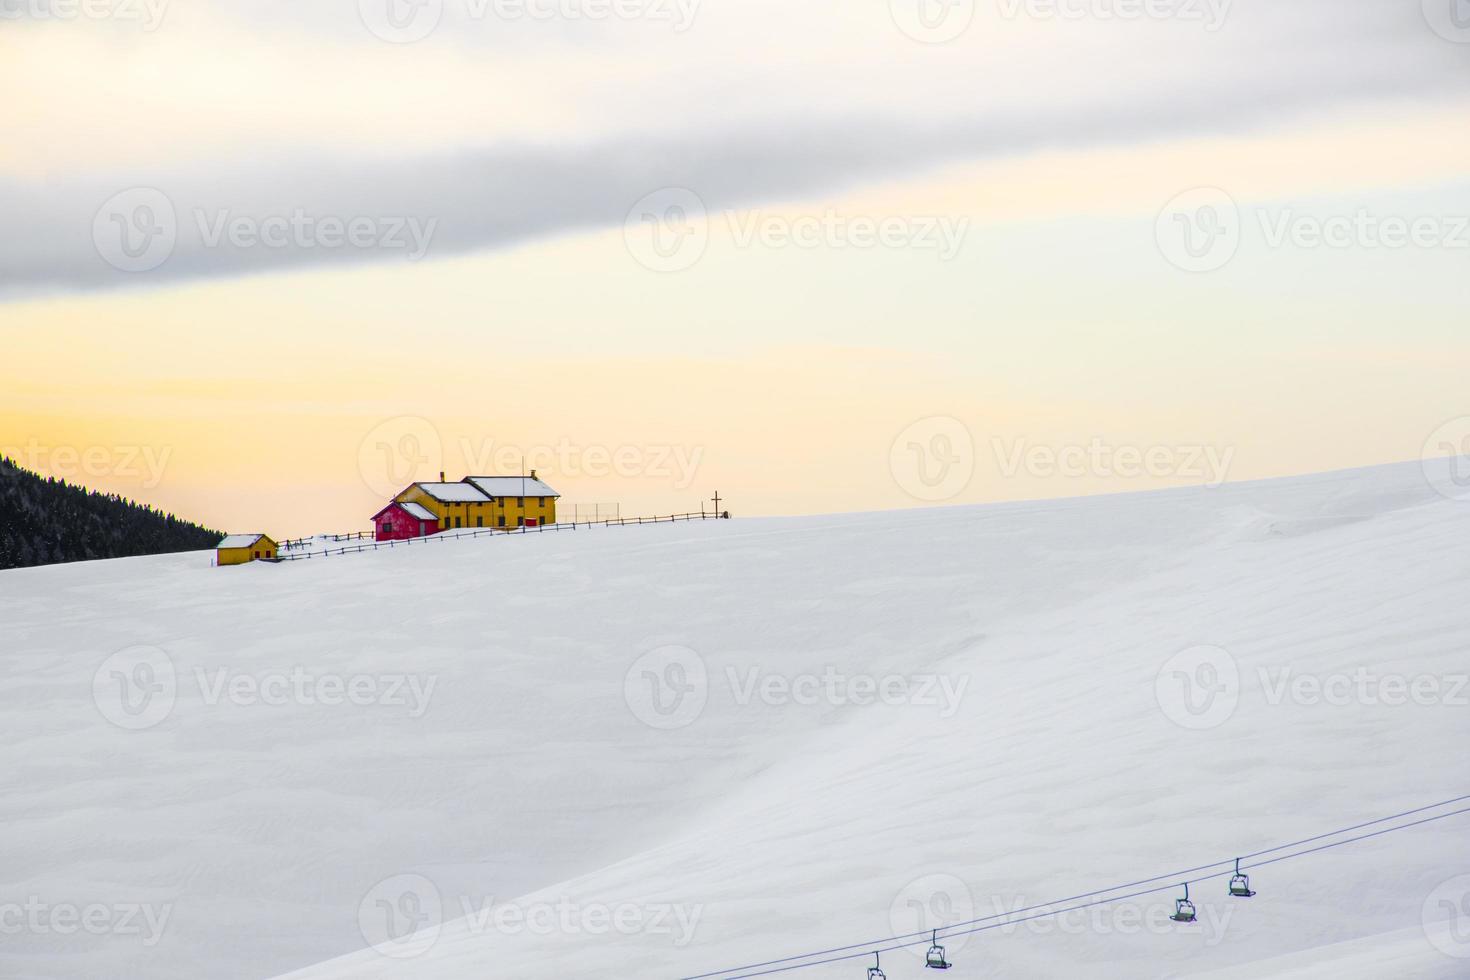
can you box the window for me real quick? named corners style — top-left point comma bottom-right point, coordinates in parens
top-left (252, 551), bottom-right (260, 559)
top-left (383, 521), bottom-right (393, 534)
top-left (455, 517), bottom-right (463, 528)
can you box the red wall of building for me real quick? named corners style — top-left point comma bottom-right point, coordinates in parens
top-left (374, 504), bottom-right (439, 542)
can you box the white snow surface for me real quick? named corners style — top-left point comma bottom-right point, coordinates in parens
top-left (3, 460), bottom-right (1469, 980)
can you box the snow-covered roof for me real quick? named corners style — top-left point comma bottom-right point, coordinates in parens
top-left (218, 533), bottom-right (269, 549)
top-left (398, 501), bottom-right (436, 521)
top-left (372, 500), bottom-right (441, 521)
top-left (412, 482), bottom-right (490, 503)
top-left (464, 475), bottom-right (560, 498)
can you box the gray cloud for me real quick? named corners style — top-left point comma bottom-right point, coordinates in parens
top-left (3, 0), bottom-right (1467, 294)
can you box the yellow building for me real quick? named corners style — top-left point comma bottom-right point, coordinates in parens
top-left (217, 533), bottom-right (278, 565)
top-left (394, 473), bottom-right (560, 530)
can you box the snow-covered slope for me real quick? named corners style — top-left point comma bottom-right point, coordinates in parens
top-left (3, 461), bottom-right (1469, 980)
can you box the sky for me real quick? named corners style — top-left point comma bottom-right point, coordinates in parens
top-left (2, 0), bottom-right (1469, 537)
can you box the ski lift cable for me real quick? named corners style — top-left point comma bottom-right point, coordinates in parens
top-left (681, 795), bottom-right (1470, 980)
top-left (712, 805), bottom-right (1470, 980)
top-left (678, 855), bottom-right (1242, 980)
top-left (682, 792), bottom-right (1470, 979)
top-left (712, 870), bottom-right (1246, 979)
top-left (1241, 804), bottom-right (1470, 872)
top-left (1236, 790), bottom-right (1470, 860)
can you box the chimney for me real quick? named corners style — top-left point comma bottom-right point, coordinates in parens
top-left (439, 471), bottom-right (445, 482)
top-left (530, 468), bottom-right (537, 480)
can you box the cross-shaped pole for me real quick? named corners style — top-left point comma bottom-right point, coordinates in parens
top-left (711, 491), bottom-right (722, 515)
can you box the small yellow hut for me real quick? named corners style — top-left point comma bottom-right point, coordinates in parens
top-left (217, 533), bottom-right (278, 566)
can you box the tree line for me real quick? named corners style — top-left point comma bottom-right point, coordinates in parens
top-left (0, 455), bottom-right (222, 570)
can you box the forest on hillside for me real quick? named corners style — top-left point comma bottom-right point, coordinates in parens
top-left (0, 455), bottom-right (221, 570)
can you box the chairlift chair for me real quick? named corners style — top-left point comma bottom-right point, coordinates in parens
top-left (866, 951), bottom-right (886, 980)
top-left (1228, 859), bottom-right (1256, 898)
top-left (1170, 882), bottom-right (1198, 923)
top-left (924, 930), bottom-right (953, 970)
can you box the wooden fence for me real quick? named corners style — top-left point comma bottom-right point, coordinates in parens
top-left (264, 511), bottom-right (729, 563)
